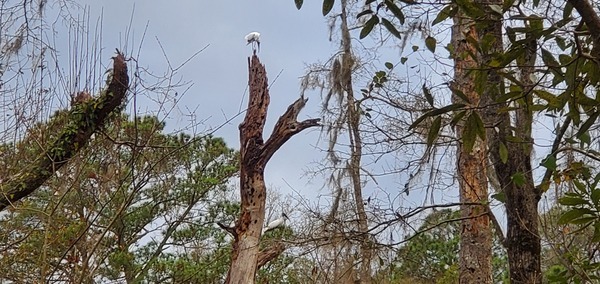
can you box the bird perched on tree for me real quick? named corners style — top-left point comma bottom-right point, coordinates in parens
top-left (262, 212), bottom-right (288, 234)
top-left (245, 31), bottom-right (261, 53)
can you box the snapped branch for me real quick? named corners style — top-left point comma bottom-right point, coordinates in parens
top-left (0, 50), bottom-right (129, 211)
top-left (261, 96), bottom-right (321, 164)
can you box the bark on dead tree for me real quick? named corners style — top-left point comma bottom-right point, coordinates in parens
top-left (225, 54), bottom-right (320, 284)
top-left (451, 11), bottom-right (493, 283)
top-left (0, 50), bottom-right (129, 211)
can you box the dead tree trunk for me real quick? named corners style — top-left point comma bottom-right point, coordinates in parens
top-left (225, 54), bottom-right (320, 284)
top-left (451, 11), bottom-right (493, 283)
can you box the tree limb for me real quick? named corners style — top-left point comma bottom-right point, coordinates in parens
top-left (0, 50), bottom-right (129, 211)
top-left (261, 96), bottom-right (321, 164)
top-left (568, 0), bottom-right (600, 58)
top-left (536, 116), bottom-right (571, 193)
top-left (256, 241), bottom-right (285, 269)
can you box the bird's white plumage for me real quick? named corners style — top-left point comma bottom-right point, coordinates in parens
top-left (245, 32), bottom-right (261, 53)
top-left (245, 32), bottom-right (261, 44)
top-left (262, 213), bottom-right (288, 234)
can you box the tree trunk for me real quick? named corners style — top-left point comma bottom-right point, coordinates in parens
top-left (474, 0), bottom-right (542, 282)
top-left (339, 0), bottom-right (372, 281)
top-left (451, 10), bottom-right (493, 284)
top-left (225, 54), bottom-right (320, 284)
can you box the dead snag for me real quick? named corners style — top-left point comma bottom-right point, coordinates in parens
top-left (225, 54), bottom-right (320, 284)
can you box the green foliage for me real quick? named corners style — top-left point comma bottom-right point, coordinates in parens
top-left (462, 111), bottom-right (485, 152)
top-left (425, 36), bottom-right (436, 53)
top-left (0, 114), bottom-right (239, 283)
top-left (360, 15), bottom-right (379, 39)
top-left (432, 4), bottom-right (456, 26)
top-left (381, 18), bottom-right (402, 39)
top-left (541, 206), bottom-right (600, 283)
top-left (379, 209), bottom-right (508, 283)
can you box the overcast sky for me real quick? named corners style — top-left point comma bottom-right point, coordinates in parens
top-left (68, 1), bottom-right (339, 203)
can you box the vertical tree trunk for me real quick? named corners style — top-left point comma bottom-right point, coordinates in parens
top-left (451, 10), bottom-right (493, 284)
top-left (475, 1), bottom-right (542, 282)
top-left (225, 54), bottom-right (320, 284)
top-left (340, 0), bottom-right (372, 281)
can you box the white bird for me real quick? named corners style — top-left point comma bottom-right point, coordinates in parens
top-left (262, 213), bottom-right (288, 234)
top-left (245, 31), bottom-right (261, 53)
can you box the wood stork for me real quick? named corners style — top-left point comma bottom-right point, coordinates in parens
top-left (262, 212), bottom-right (288, 234)
top-left (245, 31), bottom-right (261, 53)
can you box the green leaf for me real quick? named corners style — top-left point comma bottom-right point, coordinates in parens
top-left (534, 90), bottom-right (562, 109)
top-left (294, 0), bottom-right (304, 9)
top-left (491, 192), bottom-right (506, 203)
top-left (469, 111), bottom-right (485, 140)
top-left (455, 0), bottom-right (485, 18)
top-left (400, 57), bottom-right (408, 64)
top-left (556, 36), bottom-right (568, 51)
top-left (462, 113), bottom-right (477, 152)
top-left (559, 196), bottom-right (588, 206)
top-left (409, 104), bottom-right (465, 130)
top-left (499, 142), bottom-right (508, 164)
top-left (579, 131), bottom-right (591, 146)
top-left (541, 48), bottom-right (560, 68)
top-left (452, 89), bottom-right (470, 104)
top-left (511, 172), bottom-right (526, 187)
top-left (576, 111), bottom-right (600, 138)
top-left (503, 0), bottom-right (515, 11)
top-left (360, 15), bottom-right (379, 39)
top-left (480, 33), bottom-right (497, 53)
top-left (432, 5), bottom-right (454, 26)
top-left (427, 117), bottom-right (442, 147)
top-left (322, 0), bottom-right (335, 16)
top-left (356, 9), bottom-right (373, 18)
top-left (450, 110), bottom-right (467, 128)
top-left (506, 27), bottom-right (516, 43)
top-left (385, 0), bottom-right (405, 25)
top-left (541, 155), bottom-right (557, 171)
top-left (381, 18), bottom-right (402, 39)
top-left (592, 188), bottom-right (600, 206)
top-left (489, 4), bottom-right (503, 14)
top-left (593, 223), bottom-right (600, 242)
top-left (563, 2), bottom-right (573, 19)
top-left (573, 179), bottom-right (587, 193)
top-left (569, 216), bottom-right (596, 225)
top-left (530, 16), bottom-right (543, 31)
top-left (558, 54), bottom-right (571, 65)
top-left (558, 209), bottom-right (590, 225)
top-left (427, 103), bottom-right (466, 117)
top-left (425, 36), bottom-right (436, 53)
top-left (385, 62), bottom-right (393, 69)
top-left (412, 45), bottom-right (419, 52)
top-left (423, 84), bottom-right (434, 106)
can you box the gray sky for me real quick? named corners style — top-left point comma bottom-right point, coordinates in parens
top-left (72, 1), bottom-right (336, 200)
top-left (60, 1), bottom-right (490, 223)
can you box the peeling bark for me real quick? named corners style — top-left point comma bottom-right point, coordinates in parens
top-left (452, 10), bottom-right (493, 284)
top-left (0, 51), bottom-right (129, 211)
top-left (225, 55), bottom-right (320, 284)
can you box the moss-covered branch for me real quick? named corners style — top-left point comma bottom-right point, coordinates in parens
top-left (0, 50), bottom-right (129, 211)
